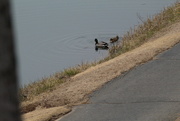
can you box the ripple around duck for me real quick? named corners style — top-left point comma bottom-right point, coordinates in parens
top-left (49, 32), bottom-right (118, 54)
top-left (30, 32), bottom-right (119, 64)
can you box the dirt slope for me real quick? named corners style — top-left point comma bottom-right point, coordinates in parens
top-left (22, 22), bottom-right (180, 121)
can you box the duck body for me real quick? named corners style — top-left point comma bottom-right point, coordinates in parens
top-left (110, 36), bottom-right (119, 43)
top-left (94, 38), bottom-right (108, 48)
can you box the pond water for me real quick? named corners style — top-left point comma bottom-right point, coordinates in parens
top-left (12, 0), bottom-right (176, 86)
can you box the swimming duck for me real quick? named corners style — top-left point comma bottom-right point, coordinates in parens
top-left (110, 36), bottom-right (119, 43)
top-left (94, 38), bottom-right (108, 48)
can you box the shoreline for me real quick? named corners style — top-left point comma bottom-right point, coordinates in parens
top-left (21, 2), bottom-right (180, 121)
top-left (22, 21), bottom-right (180, 121)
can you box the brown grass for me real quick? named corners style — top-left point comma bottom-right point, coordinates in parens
top-left (19, 62), bottom-right (96, 101)
top-left (109, 1), bottom-right (180, 56)
top-left (22, 106), bottom-right (71, 121)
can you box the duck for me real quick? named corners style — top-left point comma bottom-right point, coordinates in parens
top-left (94, 38), bottom-right (108, 48)
top-left (110, 36), bottom-right (119, 43)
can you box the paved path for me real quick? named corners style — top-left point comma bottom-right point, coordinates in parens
top-left (58, 43), bottom-right (180, 121)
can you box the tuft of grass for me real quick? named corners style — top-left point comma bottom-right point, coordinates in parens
top-left (63, 68), bottom-right (80, 77)
top-left (20, 2), bottom-right (180, 102)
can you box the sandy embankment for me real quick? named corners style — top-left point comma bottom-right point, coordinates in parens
top-left (22, 22), bottom-right (180, 121)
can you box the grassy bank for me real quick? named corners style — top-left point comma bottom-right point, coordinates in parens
top-left (20, 1), bottom-right (180, 102)
top-left (109, 1), bottom-right (180, 58)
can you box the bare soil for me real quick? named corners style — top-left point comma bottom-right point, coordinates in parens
top-left (22, 22), bottom-right (180, 121)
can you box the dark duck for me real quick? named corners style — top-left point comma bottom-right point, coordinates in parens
top-left (110, 36), bottom-right (119, 43)
top-left (94, 38), bottom-right (108, 50)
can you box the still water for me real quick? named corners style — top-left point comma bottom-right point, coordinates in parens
top-left (12, 0), bottom-right (176, 86)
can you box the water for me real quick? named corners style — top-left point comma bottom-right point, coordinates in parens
top-left (12, 0), bottom-right (177, 86)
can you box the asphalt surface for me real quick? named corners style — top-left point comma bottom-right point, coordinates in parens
top-left (59, 43), bottom-right (180, 121)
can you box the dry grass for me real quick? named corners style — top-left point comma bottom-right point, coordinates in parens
top-left (20, 1), bottom-right (180, 116)
top-left (22, 106), bottom-right (71, 121)
top-left (109, 1), bottom-right (180, 57)
top-left (19, 62), bottom-right (97, 101)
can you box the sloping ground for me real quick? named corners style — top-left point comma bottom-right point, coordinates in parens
top-left (22, 22), bottom-right (180, 121)
top-left (22, 107), bottom-right (71, 121)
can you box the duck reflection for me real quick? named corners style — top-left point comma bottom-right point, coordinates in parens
top-left (95, 46), bottom-right (109, 51)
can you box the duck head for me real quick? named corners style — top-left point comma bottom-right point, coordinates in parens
top-left (95, 38), bottom-right (98, 44)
